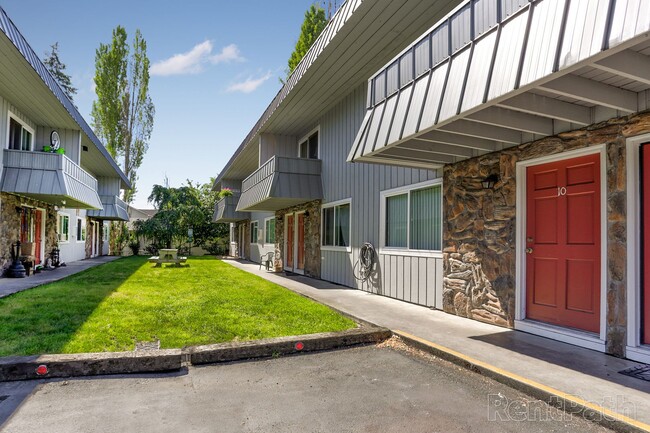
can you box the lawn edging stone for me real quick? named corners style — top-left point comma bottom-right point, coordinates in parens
top-left (0, 326), bottom-right (391, 381)
top-left (188, 325), bottom-right (392, 365)
top-left (0, 349), bottom-right (183, 382)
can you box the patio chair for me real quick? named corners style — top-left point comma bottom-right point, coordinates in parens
top-left (259, 251), bottom-right (275, 271)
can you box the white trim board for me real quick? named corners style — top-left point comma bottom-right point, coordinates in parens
top-left (515, 146), bottom-right (608, 352)
top-left (625, 133), bottom-right (650, 363)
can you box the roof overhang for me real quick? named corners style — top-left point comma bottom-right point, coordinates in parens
top-left (0, 7), bottom-right (130, 189)
top-left (213, 0), bottom-right (466, 188)
top-left (349, 0), bottom-right (650, 167)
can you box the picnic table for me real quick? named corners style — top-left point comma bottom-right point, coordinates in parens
top-left (148, 249), bottom-right (187, 267)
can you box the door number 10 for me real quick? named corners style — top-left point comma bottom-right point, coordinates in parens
top-left (557, 187), bottom-right (567, 196)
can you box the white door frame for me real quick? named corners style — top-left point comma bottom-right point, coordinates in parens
top-left (626, 133), bottom-right (650, 363)
top-left (238, 224), bottom-right (245, 259)
top-left (36, 207), bottom-right (45, 264)
top-left (514, 146), bottom-right (607, 352)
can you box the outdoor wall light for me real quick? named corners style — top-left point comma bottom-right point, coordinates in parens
top-left (481, 174), bottom-right (499, 190)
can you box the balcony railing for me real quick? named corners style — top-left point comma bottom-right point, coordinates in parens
top-left (1, 149), bottom-right (102, 209)
top-left (213, 193), bottom-right (248, 223)
top-left (87, 194), bottom-right (129, 221)
top-left (237, 156), bottom-right (322, 212)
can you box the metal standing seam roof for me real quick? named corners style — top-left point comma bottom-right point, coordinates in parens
top-left (348, 0), bottom-right (650, 165)
top-left (0, 6), bottom-right (130, 188)
top-left (213, 0), bottom-right (363, 190)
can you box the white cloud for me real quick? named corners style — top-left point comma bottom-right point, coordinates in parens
top-left (150, 41), bottom-right (243, 77)
top-left (226, 72), bottom-right (272, 94)
top-left (210, 44), bottom-right (244, 64)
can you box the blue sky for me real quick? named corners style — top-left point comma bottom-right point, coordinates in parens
top-left (1, 0), bottom-right (320, 208)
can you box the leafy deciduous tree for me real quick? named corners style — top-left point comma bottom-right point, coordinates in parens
top-left (43, 42), bottom-right (77, 103)
top-left (92, 26), bottom-right (155, 203)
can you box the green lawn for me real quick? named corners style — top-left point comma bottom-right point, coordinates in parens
top-left (0, 256), bottom-right (355, 356)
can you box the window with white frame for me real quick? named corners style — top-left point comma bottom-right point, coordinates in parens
top-left (57, 214), bottom-right (69, 243)
top-left (8, 115), bottom-right (33, 151)
top-left (250, 221), bottom-right (259, 244)
top-left (265, 218), bottom-right (276, 244)
top-left (382, 181), bottom-right (442, 251)
top-left (322, 200), bottom-right (351, 249)
top-left (77, 218), bottom-right (86, 242)
top-left (299, 130), bottom-right (319, 159)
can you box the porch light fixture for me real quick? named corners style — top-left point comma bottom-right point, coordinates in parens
top-left (481, 174), bottom-right (499, 190)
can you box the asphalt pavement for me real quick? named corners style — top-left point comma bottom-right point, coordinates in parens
top-left (0, 343), bottom-right (613, 433)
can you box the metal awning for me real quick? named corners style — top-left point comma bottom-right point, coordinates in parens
top-left (349, 0), bottom-right (650, 167)
top-left (237, 156), bottom-right (322, 212)
top-left (87, 195), bottom-right (129, 221)
top-left (213, 193), bottom-right (248, 223)
top-left (1, 149), bottom-right (102, 209)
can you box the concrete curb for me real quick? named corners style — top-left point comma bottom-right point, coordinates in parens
top-left (189, 326), bottom-right (392, 365)
top-left (0, 325), bottom-right (391, 382)
top-left (394, 330), bottom-right (650, 433)
top-left (0, 349), bottom-right (183, 382)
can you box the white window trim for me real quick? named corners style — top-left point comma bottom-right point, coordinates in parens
top-left (263, 216), bottom-right (276, 246)
top-left (625, 133), bottom-right (650, 363)
top-left (77, 217), bottom-right (86, 243)
top-left (57, 213), bottom-right (70, 244)
top-left (321, 198), bottom-right (352, 253)
top-left (6, 111), bottom-right (35, 151)
top-left (297, 125), bottom-right (320, 159)
top-left (379, 179), bottom-right (443, 257)
top-left (250, 220), bottom-right (259, 245)
top-left (514, 145), bottom-right (607, 353)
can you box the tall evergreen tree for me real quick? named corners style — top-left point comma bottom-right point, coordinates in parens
top-left (43, 42), bottom-right (77, 103)
top-left (286, 4), bottom-right (327, 78)
top-left (91, 26), bottom-right (155, 203)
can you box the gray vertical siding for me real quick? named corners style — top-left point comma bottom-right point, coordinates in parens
top-left (35, 126), bottom-right (80, 164)
top-left (259, 133), bottom-right (298, 164)
top-left (0, 94), bottom-right (37, 169)
top-left (318, 83), bottom-right (443, 308)
top-left (248, 210), bottom-right (274, 263)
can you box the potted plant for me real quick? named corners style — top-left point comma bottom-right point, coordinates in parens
top-left (218, 188), bottom-right (233, 199)
top-left (55, 148), bottom-right (65, 155)
top-left (43, 145), bottom-right (52, 152)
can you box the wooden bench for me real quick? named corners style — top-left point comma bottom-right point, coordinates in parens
top-left (148, 256), bottom-right (188, 267)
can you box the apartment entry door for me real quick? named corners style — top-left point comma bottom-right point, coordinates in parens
top-left (20, 207), bottom-right (44, 265)
top-left (643, 144), bottom-right (650, 345)
top-left (284, 212), bottom-right (305, 274)
top-left (525, 153), bottom-right (601, 334)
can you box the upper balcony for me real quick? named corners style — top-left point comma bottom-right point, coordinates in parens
top-left (236, 156), bottom-right (323, 212)
top-left (1, 149), bottom-right (102, 209)
top-left (87, 194), bottom-right (129, 221)
top-left (213, 193), bottom-right (248, 223)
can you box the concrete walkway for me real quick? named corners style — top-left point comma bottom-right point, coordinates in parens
top-left (224, 258), bottom-right (650, 427)
top-left (0, 256), bottom-right (120, 298)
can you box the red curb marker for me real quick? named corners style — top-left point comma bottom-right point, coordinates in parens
top-left (295, 342), bottom-right (304, 351)
top-left (35, 365), bottom-right (48, 376)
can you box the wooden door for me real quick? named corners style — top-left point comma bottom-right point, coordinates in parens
top-left (34, 210), bottom-right (42, 265)
top-left (297, 213), bottom-right (306, 272)
top-left (526, 153), bottom-right (601, 333)
top-left (643, 144), bottom-right (650, 345)
top-left (286, 214), bottom-right (295, 269)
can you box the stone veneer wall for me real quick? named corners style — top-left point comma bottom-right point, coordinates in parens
top-left (443, 111), bottom-right (650, 356)
top-left (274, 200), bottom-right (321, 278)
top-left (0, 192), bottom-right (58, 273)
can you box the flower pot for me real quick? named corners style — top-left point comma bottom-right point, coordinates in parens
top-left (55, 148), bottom-right (65, 155)
top-left (43, 146), bottom-right (51, 152)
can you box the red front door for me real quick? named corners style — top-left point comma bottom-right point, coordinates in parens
top-left (286, 215), bottom-right (294, 269)
top-left (642, 143), bottom-right (650, 345)
top-left (526, 153), bottom-right (601, 333)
